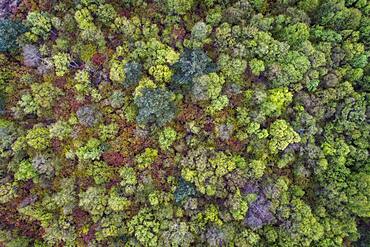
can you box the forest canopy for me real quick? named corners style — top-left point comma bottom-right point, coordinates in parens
top-left (0, 0), bottom-right (369, 246)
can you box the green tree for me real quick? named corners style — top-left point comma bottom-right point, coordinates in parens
top-left (53, 53), bottom-right (70, 77)
top-left (79, 187), bottom-right (108, 220)
top-left (134, 87), bottom-right (176, 127)
top-left (76, 138), bottom-right (102, 161)
top-left (249, 58), bottom-right (265, 76)
top-left (317, 1), bottom-right (362, 31)
top-left (0, 19), bottom-right (26, 52)
top-left (26, 11), bottom-right (52, 40)
top-left (164, 0), bottom-right (194, 15)
top-left (261, 87), bottom-right (293, 117)
top-left (218, 54), bottom-right (247, 85)
top-left (191, 73), bottom-right (225, 102)
top-left (26, 126), bottom-right (50, 150)
top-left (158, 127), bottom-right (177, 150)
top-left (279, 22), bottom-right (310, 46)
top-left (149, 64), bottom-right (173, 83)
top-left (31, 82), bottom-right (62, 116)
top-left (97, 4), bottom-right (117, 26)
top-left (347, 172), bottom-right (370, 217)
top-left (268, 120), bottom-right (301, 153)
top-left (127, 209), bottom-right (161, 247)
top-left (135, 148), bottom-right (158, 169)
top-left (15, 160), bottom-right (37, 181)
top-left (0, 119), bottom-right (17, 158)
top-left (172, 48), bottom-right (216, 90)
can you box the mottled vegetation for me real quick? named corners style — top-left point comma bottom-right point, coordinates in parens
top-left (0, 0), bottom-right (369, 246)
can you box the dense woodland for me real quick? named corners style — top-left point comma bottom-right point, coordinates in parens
top-left (0, 0), bottom-right (369, 246)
